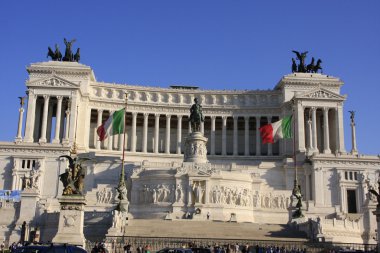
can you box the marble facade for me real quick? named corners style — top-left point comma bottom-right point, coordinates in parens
top-left (0, 61), bottom-right (379, 244)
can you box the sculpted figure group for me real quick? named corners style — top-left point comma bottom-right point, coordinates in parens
top-left (58, 155), bottom-right (89, 195)
top-left (292, 50), bottom-right (322, 73)
top-left (47, 38), bottom-right (80, 62)
top-left (22, 168), bottom-right (40, 191)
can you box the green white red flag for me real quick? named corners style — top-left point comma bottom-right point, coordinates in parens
top-left (259, 115), bottom-right (292, 144)
top-left (96, 108), bottom-right (125, 141)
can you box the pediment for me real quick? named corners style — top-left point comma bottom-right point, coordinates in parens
top-left (27, 75), bottom-right (79, 88)
top-left (297, 88), bottom-right (346, 101)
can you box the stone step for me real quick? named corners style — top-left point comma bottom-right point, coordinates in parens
top-left (124, 219), bottom-right (308, 241)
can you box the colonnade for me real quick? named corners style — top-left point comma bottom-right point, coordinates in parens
top-left (90, 109), bottom-right (281, 156)
top-left (301, 106), bottom-right (345, 154)
top-left (22, 91), bottom-right (71, 144)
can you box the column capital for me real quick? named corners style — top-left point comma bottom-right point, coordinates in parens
top-left (323, 107), bottom-right (329, 113)
top-left (56, 95), bottom-right (63, 101)
top-left (177, 115), bottom-right (183, 120)
top-left (311, 106), bottom-right (317, 112)
top-left (166, 114), bottom-right (172, 119)
top-left (132, 112), bottom-right (138, 117)
top-left (222, 115), bottom-right (228, 121)
top-left (97, 109), bottom-right (103, 113)
top-left (210, 115), bottom-right (216, 120)
top-left (255, 115), bottom-right (261, 120)
top-left (154, 113), bottom-right (160, 118)
top-left (143, 112), bottom-right (149, 118)
top-left (43, 94), bottom-right (50, 100)
top-left (244, 115), bottom-right (250, 120)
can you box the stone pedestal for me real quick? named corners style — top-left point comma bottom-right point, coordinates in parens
top-left (52, 195), bottom-right (86, 247)
top-left (184, 132), bottom-right (208, 163)
top-left (10, 189), bottom-right (39, 243)
top-left (106, 210), bottom-right (128, 237)
top-left (372, 208), bottom-right (380, 253)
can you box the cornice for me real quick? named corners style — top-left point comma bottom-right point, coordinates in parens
top-left (311, 155), bottom-right (380, 167)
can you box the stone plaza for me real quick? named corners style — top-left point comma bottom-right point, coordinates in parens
top-left (0, 60), bottom-right (379, 246)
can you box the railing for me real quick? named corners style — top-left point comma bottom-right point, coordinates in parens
top-left (85, 236), bottom-right (377, 253)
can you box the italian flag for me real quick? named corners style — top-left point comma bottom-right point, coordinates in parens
top-left (96, 108), bottom-right (125, 141)
top-left (259, 115), bottom-right (292, 144)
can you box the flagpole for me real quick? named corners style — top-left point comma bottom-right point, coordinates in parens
top-left (293, 98), bottom-right (297, 188)
top-left (292, 96), bottom-right (303, 218)
top-left (120, 93), bottom-right (128, 187)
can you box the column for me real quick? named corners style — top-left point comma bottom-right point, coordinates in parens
top-left (311, 107), bottom-right (318, 153)
top-left (222, 116), bottom-right (227, 156)
top-left (296, 103), bottom-right (306, 152)
top-left (142, 113), bottom-right (149, 153)
top-left (39, 95), bottom-right (50, 143)
top-left (200, 121), bottom-right (204, 134)
top-left (307, 115), bottom-right (313, 152)
top-left (108, 110), bottom-right (114, 150)
top-left (53, 96), bottom-right (63, 144)
top-left (351, 119), bottom-right (358, 154)
top-left (313, 168), bottom-right (324, 207)
top-left (244, 116), bottom-right (249, 156)
top-left (131, 112), bottom-right (137, 152)
top-left (68, 92), bottom-right (78, 142)
top-left (323, 107), bottom-right (331, 154)
top-left (210, 116), bottom-right (216, 155)
top-left (267, 116), bottom-right (273, 156)
top-left (188, 121), bottom-right (192, 134)
top-left (255, 116), bottom-right (261, 156)
top-left (336, 105), bottom-right (346, 153)
top-left (154, 114), bottom-right (160, 153)
top-left (176, 115), bottom-right (182, 154)
top-left (24, 90), bottom-right (37, 143)
top-left (233, 116), bottom-right (238, 156)
top-left (15, 103), bottom-right (25, 142)
top-left (63, 105), bottom-right (70, 144)
top-left (96, 110), bottom-right (103, 149)
top-left (165, 114), bottom-right (171, 154)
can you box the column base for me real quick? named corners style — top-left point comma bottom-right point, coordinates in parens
top-left (14, 137), bottom-right (23, 143)
top-left (351, 149), bottom-right (358, 155)
top-left (38, 138), bottom-right (47, 144)
top-left (323, 149), bottom-right (331, 154)
top-left (52, 139), bottom-right (61, 144)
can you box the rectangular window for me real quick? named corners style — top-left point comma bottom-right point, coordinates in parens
top-left (347, 189), bottom-right (357, 213)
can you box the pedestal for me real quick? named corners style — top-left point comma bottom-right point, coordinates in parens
top-left (10, 189), bottom-right (40, 243)
top-left (372, 208), bottom-right (380, 253)
top-left (184, 132), bottom-right (208, 163)
top-left (52, 195), bottom-right (86, 247)
top-left (106, 210), bottom-right (129, 237)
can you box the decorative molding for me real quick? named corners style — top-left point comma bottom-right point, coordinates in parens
top-left (27, 76), bottom-right (80, 88)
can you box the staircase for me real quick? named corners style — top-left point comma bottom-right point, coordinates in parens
top-left (123, 219), bottom-right (308, 241)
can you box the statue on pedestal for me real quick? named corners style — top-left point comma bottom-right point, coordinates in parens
top-left (59, 155), bottom-right (90, 195)
top-left (189, 98), bottom-right (204, 132)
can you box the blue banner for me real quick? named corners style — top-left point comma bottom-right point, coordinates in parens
top-left (0, 190), bottom-right (21, 202)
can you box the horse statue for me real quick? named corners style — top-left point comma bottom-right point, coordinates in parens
top-left (189, 98), bottom-right (204, 132)
top-left (312, 59), bottom-right (322, 73)
top-left (74, 48), bottom-right (80, 62)
top-left (54, 44), bottom-right (62, 61)
top-left (291, 58), bottom-right (297, 73)
top-left (306, 57), bottom-right (315, 73)
top-left (47, 47), bottom-right (57, 61)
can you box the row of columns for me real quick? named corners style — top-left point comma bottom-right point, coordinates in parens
top-left (94, 110), bottom-right (278, 156)
top-left (303, 106), bottom-right (345, 154)
top-left (21, 92), bottom-right (71, 144)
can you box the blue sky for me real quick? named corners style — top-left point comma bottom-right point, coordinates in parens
top-left (0, 1), bottom-right (379, 154)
